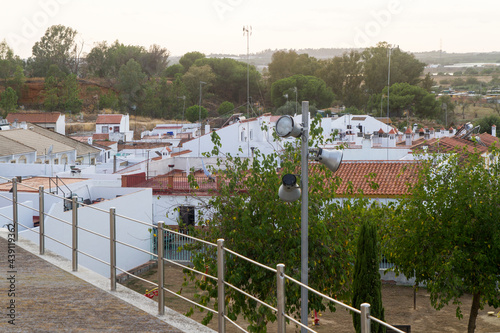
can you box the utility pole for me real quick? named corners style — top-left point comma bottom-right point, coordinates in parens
top-left (243, 25), bottom-right (252, 119)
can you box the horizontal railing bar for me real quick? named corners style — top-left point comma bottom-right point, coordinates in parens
top-left (224, 281), bottom-right (277, 313)
top-left (76, 225), bottom-right (109, 240)
top-left (17, 221), bottom-right (40, 235)
top-left (223, 314), bottom-right (248, 332)
top-left (16, 182), bottom-right (40, 191)
top-left (0, 193), bottom-right (13, 202)
top-left (224, 248), bottom-right (277, 273)
top-left (15, 201), bottom-right (39, 213)
top-left (283, 313), bottom-right (316, 333)
top-left (114, 239), bottom-right (157, 257)
top-left (161, 257), bottom-right (218, 282)
top-left (77, 249), bottom-right (110, 266)
top-left (369, 316), bottom-right (406, 333)
top-left (114, 213), bottom-right (152, 228)
top-left (43, 190), bottom-right (72, 202)
top-left (0, 212), bottom-right (13, 222)
top-left (162, 286), bottom-right (217, 314)
top-left (78, 202), bottom-right (111, 214)
top-left (43, 233), bottom-right (72, 249)
top-left (43, 212), bottom-right (72, 227)
top-left (284, 273), bottom-right (361, 315)
top-left (163, 229), bottom-right (217, 247)
top-left (115, 266), bottom-right (157, 287)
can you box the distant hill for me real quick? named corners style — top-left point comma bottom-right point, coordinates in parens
top-left (170, 48), bottom-right (500, 68)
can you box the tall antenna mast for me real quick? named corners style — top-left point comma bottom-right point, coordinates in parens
top-left (243, 25), bottom-right (252, 119)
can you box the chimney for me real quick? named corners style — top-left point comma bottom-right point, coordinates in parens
top-left (492, 124), bottom-right (497, 137)
top-left (405, 127), bottom-right (413, 146)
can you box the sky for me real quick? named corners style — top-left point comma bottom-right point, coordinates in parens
top-left (2, 0), bottom-right (499, 59)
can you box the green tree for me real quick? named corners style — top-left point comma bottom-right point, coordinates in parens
top-left (0, 40), bottom-right (22, 86)
top-left (164, 64), bottom-right (184, 78)
top-left (30, 25), bottom-right (78, 76)
top-left (179, 51), bottom-right (205, 72)
top-left (386, 148), bottom-right (500, 333)
top-left (116, 59), bottom-right (146, 107)
top-left (182, 118), bottom-right (356, 332)
top-left (363, 42), bottom-right (425, 95)
top-left (474, 115), bottom-right (500, 137)
top-left (185, 105), bottom-right (207, 123)
top-left (140, 80), bottom-right (162, 117)
top-left (267, 50), bottom-right (320, 83)
top-left (60, 73), bottom-right (82, 112)
top-left (352, 219), bottom-right (385, 333)
top-left (9, 65), bottom-right (26, 100)
top-left (316, 50), bottom-right (365, 108)
top-left (140, 44), bottom-right (170, 78)
top-left (420, 73), bottom-right (435, 92)
top-left (271, 74), bottom-right (334, 109)
top-left (217, 101), bottom-right (235, 115)
top-left (0, 87), bottom-right (18, 113)
top-left (182, 65), bottom-right (216, 104)
top-left (99, 90), bottom-right (119, 110)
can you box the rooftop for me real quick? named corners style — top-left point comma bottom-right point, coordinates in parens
top-left (6, 112), bottom-right (62, 124)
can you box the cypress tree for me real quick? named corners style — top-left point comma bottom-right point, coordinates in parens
top-left (352, 220), bottom-right (385, 333)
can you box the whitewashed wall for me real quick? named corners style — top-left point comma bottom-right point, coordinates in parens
top-left (20, 188), bottom-right (153, 278)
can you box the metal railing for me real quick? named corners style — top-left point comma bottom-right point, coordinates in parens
top-left (0, 176), bottom-right (404, 333)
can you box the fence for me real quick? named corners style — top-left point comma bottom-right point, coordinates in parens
top-left (0, 176), bottom-right (404, 333)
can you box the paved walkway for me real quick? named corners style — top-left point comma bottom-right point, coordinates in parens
top-left (0, 230), bottom-right (215, 333)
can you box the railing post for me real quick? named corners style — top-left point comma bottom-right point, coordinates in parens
top-left (109, 207), bottom-right (116, 291)
top-left (72, 195), bottom-right (78, 271)
top-left (157, 222), bottom-right (165, 315)
top-left (217, 239), bottom-right (226, 333)
top-left (39, 186), bottom-right (45, 255)
top-left (360, 303), bottom-right (371, 333)
top-left (12, 178), bottom-right (18, 241)
top-left (277, 264), bottom-right (286, 333)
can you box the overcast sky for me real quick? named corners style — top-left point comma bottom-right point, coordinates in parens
top-left (2, 0), bottom-right (499, 59)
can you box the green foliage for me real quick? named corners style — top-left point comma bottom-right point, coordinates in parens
top-left (271, 74), bottom-right (334, 109)
top-left (185, 105), bottom-right (207, 123)
top-left (363, 42), bottom-right (425, 94)
top-left (193, 57), bottom-right (261, 104)
top-left (0, 40), bottom-right (22, 86)
top-left (368, 83), bottom-right (439, 119)
top-left (385, 148), bottom-right (500, 332)
top-left (0, 87), bottom-right (18, 113)
top-left (179, 51), bottom-right (205, 72)
top-left (60, 74), bottom-right (82, 112)
top-left (116, 58), bottom-right (146, 107)
top-left (275, 101), bottom-right (299, 115)
top-left (164, 64), bottom-right (184, 77)
top-left (99, 91), bottom-right (119, 110)
top-left (420, 73), bottom-right (435, 92)
top-left (30, 25), bottom-right (78, 76)
top-left (217, 101), bottom-right (235, 115)
top-left (474, 115), bottom-right (500, 137)
top-left (352, 219), bottom-right (385, 333)
top-left (183, 118), bottom-right (359, 331)
top-left (316, 51), bottom-right (366, 109)
top-left (182, 65), bottom-right (216, 104)
top-left (267, 50), bottom-right (320, 83)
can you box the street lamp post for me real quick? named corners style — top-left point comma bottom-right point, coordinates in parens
top-left (178, 95), bottom-right (186, 121)
top-left (275, 102), bottom-right (343, 333)
top-left (199, 81), bottom-right (207, 157)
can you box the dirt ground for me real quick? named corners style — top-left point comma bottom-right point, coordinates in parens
top-left (123, 264), bottom-right (500, 333)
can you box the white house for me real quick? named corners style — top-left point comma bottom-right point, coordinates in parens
top-left (6, 112), bottom-right (66, 135)
top-left (95, 114), bottom-right (133, 142)
top-left (0, 135), bottom-right (37, 164)
top-left (0, 176), bottom-right (153, 279)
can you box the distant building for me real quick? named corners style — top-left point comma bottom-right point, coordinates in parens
top-left (95, 114), bottom-right (133, 142)
top-left (6, 112), bottom-right (65, 135)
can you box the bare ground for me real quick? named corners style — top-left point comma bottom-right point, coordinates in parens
top-left (122, 264), bottom-right (500, 333)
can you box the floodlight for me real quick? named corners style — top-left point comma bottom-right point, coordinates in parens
top-left (275, 115), bottom-right (303, 138)
top-left (309, 148), bottom-right (343, 173)
top-left (278, 174), bottom-right (301, 202)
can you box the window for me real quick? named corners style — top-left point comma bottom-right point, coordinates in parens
top-left (10, 160), bottom-right (16, 163)
top-left (241, 131), bottom-right (245, 142)
top-left (179, 206), bottom-right (195, 228)
top-left (18, 155), bottom-right (27, 164)
top-left (90, 158), bottom-right (96, 165)
top-left (61, 154), bottom-right (68, 165)
top-left (102, 126), bottom-right (108, 133)
top-left (53, 159), bottom-right (59, 165)
top-left (35, 159), bottom-right (42, 164)
top-left (114, 126), bottom-right (119, 133)
top-left (249, 129), bottom-right (253, 140)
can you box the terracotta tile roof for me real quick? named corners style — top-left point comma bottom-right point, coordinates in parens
top-left (331, 160), bottom-right (419, 197)
top-left (405, 127), bottom-right (412, 134)
top-left (412, 135), bottom-right (499, 154)
top-left (93, 133), bottom-right (109, 140)
top-left (378, 128), bottom-right (385, 134)
top-left (388, 129), bottom-right (397, 135)
top-left (171, 150), bottom-right (192, 157)
top-left (96, 114), bottom-right (122, 124)
top-left (93, 140), bottom-right (117, 147)
top-left (0, 177), bottom-right (87, 192)
top-left (6, 112), bottom-right (61, 123)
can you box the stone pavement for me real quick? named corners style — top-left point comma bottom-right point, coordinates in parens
top-left (0, 229), bottom-right (215, 333)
